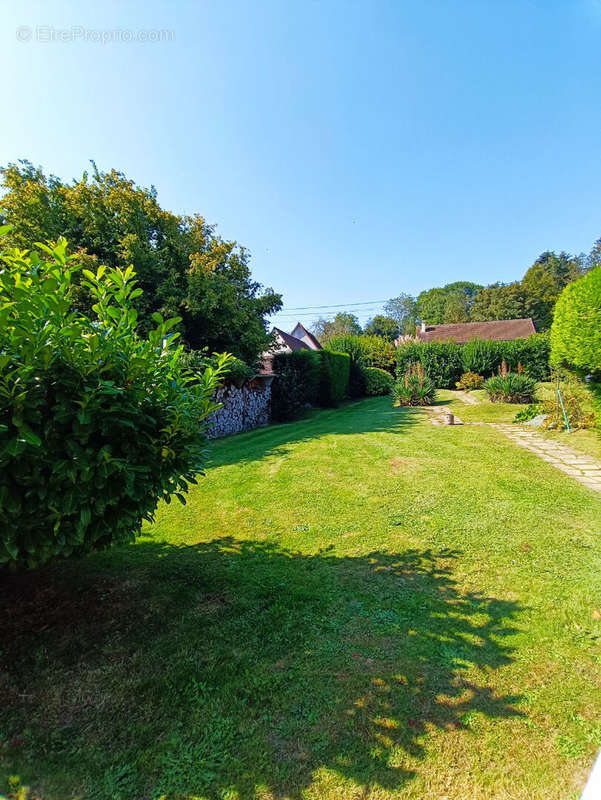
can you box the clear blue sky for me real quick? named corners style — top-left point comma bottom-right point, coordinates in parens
top-left (3, 0), bottom-right (601, 328)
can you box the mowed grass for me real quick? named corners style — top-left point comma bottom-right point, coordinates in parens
top-left (2, 397), bottom-right (601, 800)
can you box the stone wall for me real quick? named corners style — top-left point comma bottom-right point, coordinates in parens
top-left (206, 376), bottom-right (272, 439)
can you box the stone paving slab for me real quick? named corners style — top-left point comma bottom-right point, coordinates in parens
top-left (425, 406), bottom-right (463, 426)
top-left (451, 390), bottom-right (479, 406)
top-left (490, 424), bottom-right (601, 493)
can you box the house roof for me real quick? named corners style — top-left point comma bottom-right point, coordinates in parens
top-left (272, 327), bottom-right (311, 351)
top-left (416, 318), bottom-right (536, 343)
top-left (291, 322), bottom-right (323, 350)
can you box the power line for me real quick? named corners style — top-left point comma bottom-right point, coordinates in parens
top-left (278, 299), bottom-right (388, 311)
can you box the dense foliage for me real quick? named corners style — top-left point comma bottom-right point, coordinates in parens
top-left (270, 351), bottom-right (320, 422)
top-left (326, 335), bottom-right (396, 373)
top-left (270, 350), bottom-right (350, 419)
top-left (363, 314), bottom-right (399, 341)
top-left (364, 367), bottom-right (395, 396)
top-left (393, 364), bottom-right (437, 406)
top-left (0, 161), bottom-right (282, 366)
top-left (550, 266), bottom-right (601, 379)
top-left (414, 282), bottom-right (483, 326)
top-left (396, 341), bottom-right (463, 389)
top-left (483, 374), bottom-right (537, 404)
top-left (397, 334), bottom-right (550, 387)
top-left (376, 245), bottom-right (598, 337)
top-left (0, 237), bottom-right (229, 569)
top-left (456, 371), bottom-right (485, 391)
top-left (312, 312), bottom-right (362, 342)
top-left (550, 265), bottom-right (601, 430)
top-left (181, 351), bottom-right (254, 387)
top-left (317, 351), bottom-right (351, 407)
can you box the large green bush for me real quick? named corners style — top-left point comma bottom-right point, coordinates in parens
top-left (551, 265), bottom-right (601, 429)
top-left (270, 350), bottom-right (320, 421)
top-left (364, 367), bottom-right (394, 396)
top-left (550, 266), bottom-right (601, 379)
top-left (484, 374), bottom-right (537, 404)
top-left (317, 350), bottom-right (350, 407)
top-left (393, 364), bottom-right (437, 406)
top-left (461, 339), bottom-right (499, 376)
top-left (502, 334), bottom-right (550, 381)
top-left (396, 333), bottom-right (551, 388)
top-left (270, 349), bottom-right (350, 418)
top-left (327, 335), bottom-right (395, 374)
top-left (396, 341), bottom-right (463, 388)
top-left (0, 237), bottom-right (229, 569)
top-left (323, 335), bottom-right (366, 397)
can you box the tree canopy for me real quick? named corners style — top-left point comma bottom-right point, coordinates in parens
top-left (363, 314), bottom-right (399, 341)
top-left (387, 251), bottom-right (591, 333)
top-left (312, 312), bottom-right (362, 341)
top-left (0, 160), bottom-right (282, 366)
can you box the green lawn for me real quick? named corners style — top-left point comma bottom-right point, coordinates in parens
top-left (2, 397), bottom-right (601, 800)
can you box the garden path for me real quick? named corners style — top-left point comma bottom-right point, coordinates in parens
top-left (490, 424), bottom-right (601, 493)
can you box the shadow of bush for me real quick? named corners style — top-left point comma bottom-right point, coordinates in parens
top-left (0, 538), bottom-right (522, 799)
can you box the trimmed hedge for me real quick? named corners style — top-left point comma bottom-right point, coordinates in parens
top-left (396, 341), bottom-right (463, 389)
top-left (364, 367), bottom-right (394, 396)
top-left (326, 335), bottom-right (395, 374)
top-left (271, 349), bottom-right (350, 419)
top-left (551, 265), bottom-right (601, 378)
top-left (551, 266), bottom-right (601, 430)
top-left (271, 350), bottom-right (320, 421)
top-left (396, 333), bottom-right (551, 387)
top-left (317, 350), bottom-right (350, 407)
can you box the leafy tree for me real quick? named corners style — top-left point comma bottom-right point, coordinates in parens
top-left (469, 251), bottom-right (586, 330)
top-left (414, 282), bottom-right (483, 325)
top-left (312, 312), bottom-right (362, 341)
top-left (363, 314), bottom-right (399, 341)
top-left (469, 282), bottom-right (527, 322)
top-left (0, 161), bottom-right (282, 366)
top-left (384, 294), bottom-right (416, 335)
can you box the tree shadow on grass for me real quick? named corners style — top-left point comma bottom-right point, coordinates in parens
top-left (207, 397), bottom-right (421, 470)
top-left (0, 539), bottom-right (522, 799)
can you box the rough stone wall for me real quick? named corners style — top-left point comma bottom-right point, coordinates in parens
top-left (206, 378), bottom-right (272, 439)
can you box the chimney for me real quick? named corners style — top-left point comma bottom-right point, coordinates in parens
top-left (420, 321), bottom-right (426, 334)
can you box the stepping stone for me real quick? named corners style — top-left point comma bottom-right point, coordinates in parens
top-left (480, 423), bottom-right (601, 494)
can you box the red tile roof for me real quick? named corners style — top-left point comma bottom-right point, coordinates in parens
top-left (416, 318), bottom-right (536, 343)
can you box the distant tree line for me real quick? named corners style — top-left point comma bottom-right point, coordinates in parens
top-left (0, 160), bottom-right (282, 366)
top-left (312, 246), bottom-right (599, 343)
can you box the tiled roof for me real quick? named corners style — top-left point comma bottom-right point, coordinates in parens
top-left (273, 328), bottom-right (311, 351)
top-left (416, 318), bottom-right (536, 343)
top-left (291, 322), bottom-right (323, 350)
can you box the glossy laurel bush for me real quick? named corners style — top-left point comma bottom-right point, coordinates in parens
top-left (364, 367), bottom-right (394, 396)
top-left (0, 233), bottom-right (230, 569)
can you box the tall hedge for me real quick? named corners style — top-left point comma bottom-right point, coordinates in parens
top-left (326, 335), bottom-right (395, 373)
top-left (396, 333), bottom-right (551, 387)
top-left (317, 350), bottom-right (350, 407)
top-left (271, 350), bottom-right (320, 421)
top-left (551, 266), bottom-right (601, 429)
top-left (396, 341), bottom-right (463, 388)
top-left (550, 266), bottom-right (601, 378)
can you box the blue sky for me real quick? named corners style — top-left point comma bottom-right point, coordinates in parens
top-left (3, 0), bottom-right (601, 328)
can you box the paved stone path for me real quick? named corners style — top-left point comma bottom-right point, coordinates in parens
top-left (452, 390), bottom-right (479, 406)
top-left (491, 424), bottom-right (601, 493)
top-left (423, 402), bottom-right (601, 493)
top-left (426, 406), bottom-right (463, 426)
